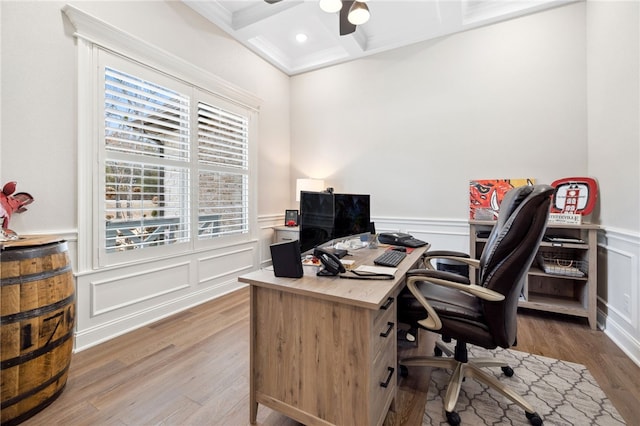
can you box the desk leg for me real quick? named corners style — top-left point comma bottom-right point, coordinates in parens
top-left (250, 402), bottom-right (258, 425)
top-left (249, 285), bottom-right (258, 424)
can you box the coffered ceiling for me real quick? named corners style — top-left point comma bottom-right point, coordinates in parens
top-left (183, 0), bottom-right (574, 75)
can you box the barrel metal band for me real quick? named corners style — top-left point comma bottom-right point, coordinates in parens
top-left (0, 293), bottom-right (75, 325)
top-left (0, 359), bottom-right (71, 410)
top-left (1, 384), bottom-right (67, 426)
top-left (0, 241), bottom-right (67, 260)
top-left (0, 264), bottom-right (73, 286)
top-left (0, 326), bottom-right (74, 370)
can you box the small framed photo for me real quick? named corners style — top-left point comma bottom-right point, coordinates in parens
top-left (285, 209), bottom-right (299, 226)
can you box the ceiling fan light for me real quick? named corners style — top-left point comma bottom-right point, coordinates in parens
top-left (348, 1), bottom-right (370, 26)
top-left (319, 0), bottom-right (343, 13)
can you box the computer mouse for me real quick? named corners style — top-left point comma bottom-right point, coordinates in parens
top-left (392, 246), bottom-right (406, 252)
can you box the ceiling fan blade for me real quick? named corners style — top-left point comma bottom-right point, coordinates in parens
top-left (339, 0), bottom-right (357, 36)
top-left (264, 0), bottom-right (283, 3)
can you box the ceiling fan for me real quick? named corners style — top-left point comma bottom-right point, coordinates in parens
top-left (264, 0), bottom-right (370, 36)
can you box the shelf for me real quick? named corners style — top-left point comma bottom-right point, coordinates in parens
top-left (469, 221), bottom-right (599, 329)
top-left (528, 267), bottom-right (588, 281)
top-left (519, 293), bottom-right (588, 317)
top-left (539, 241), bottom-right (588, 249)
top-left (469, 220), bottom-right (600, 230)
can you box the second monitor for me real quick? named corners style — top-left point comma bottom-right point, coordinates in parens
top-left (299, 191), bottom-right (371, 253)
top-left (333, 193), bottom-right (371, 239)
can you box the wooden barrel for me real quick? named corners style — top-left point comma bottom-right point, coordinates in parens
top-left (1, 236), bottom-right (75, 425)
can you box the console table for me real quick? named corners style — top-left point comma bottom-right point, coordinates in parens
top-left (239, 243), bottom-right (429, 425)
top-left (273, 225), bottom-right (299, 243)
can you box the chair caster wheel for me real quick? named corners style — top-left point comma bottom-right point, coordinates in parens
top-left (399, 365), bottom-right (408, 377)
top-left (501, 366), bottom-right (514, 377)
top-left (445, 411), bottom-right (461, 426)
top-left (526, 411), bottom-right (543, 426)
top-left (434, 346), bottom-right (443, 357)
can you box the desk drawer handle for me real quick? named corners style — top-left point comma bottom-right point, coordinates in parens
top-left (380, 322), bottom-right (394, 338)
top-left (380, 297), bottom-right (394, 310)
top-left (380, 367), bottom-right (395, 388)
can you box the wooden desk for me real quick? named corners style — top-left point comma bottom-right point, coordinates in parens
top-left (239, 244), bottom-right (429, 426)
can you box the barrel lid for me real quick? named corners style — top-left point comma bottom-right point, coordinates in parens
top-left (1, 234), bottom-right (66, 250)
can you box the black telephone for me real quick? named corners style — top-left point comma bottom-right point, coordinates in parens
top-left (314, 248), bottom-right (346, 276)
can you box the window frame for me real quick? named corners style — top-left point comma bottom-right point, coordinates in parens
top-left (65, 5), bottom-right (260, 270)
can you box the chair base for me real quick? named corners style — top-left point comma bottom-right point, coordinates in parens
top-left (400, 342), bottom-right (543, 426)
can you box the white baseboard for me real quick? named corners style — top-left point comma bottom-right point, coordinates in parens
top-left (600, 307), bottom-right (640, 368)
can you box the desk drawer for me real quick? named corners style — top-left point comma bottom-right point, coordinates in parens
top-left (275, 229), bottom-right (299, 243)
top-left (373, 296), bottom-right (395, 327)
top-left (371, 333), bottom-right (396, 423)
top-left (372, 301), bottom-right (396, 357)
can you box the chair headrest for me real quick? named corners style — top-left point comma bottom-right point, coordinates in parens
top-left (480, 184), bottom-right (555, 284)
top-left (495, 185), bottom-right (534, 225)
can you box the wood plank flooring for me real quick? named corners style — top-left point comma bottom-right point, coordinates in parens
top-left (20, 287), bottom-right (639, 426)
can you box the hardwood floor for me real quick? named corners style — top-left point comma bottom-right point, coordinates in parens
top-left (21, 288), bottom-right (639, 426)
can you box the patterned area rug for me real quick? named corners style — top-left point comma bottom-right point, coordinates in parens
top-left (423, 345), bottom-right (626, 425)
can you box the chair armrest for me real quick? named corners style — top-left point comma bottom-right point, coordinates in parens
top-left (421, 250), bottom-right (480, 271)
top-left (408, 268), bottom-right (471, 285)
top-left (423, 250), bottom-right (470, 258)
top-left (404, 270), bottom-right (505, 331)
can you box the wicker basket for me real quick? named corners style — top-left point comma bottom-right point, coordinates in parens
top-left (536, 251), bottom-right (587, 277)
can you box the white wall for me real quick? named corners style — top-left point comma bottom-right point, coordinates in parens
top-left (291, 3), bottom-right (587, 220)
top-left (1, 0), bottom-right (291, 350)
top-left (587, 1), bottom-right (640, 233)
top-left (587, 0), bottom-right (640, 366)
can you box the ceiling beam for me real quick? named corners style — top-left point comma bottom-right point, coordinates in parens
top-left (233, 1), bottom-right (304, 31)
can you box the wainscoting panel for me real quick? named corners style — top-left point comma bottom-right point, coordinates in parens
top-left (598, 228), bottom-right (640, 366)
top-left (73, 217), bottom-right (281, 351)
top-left (372, 217), bottom-right (470, 253)
top-left (198, 247), bottom-right (254, 286)
top-left (91, 261), bottom-right (191, 316)
top-left (74, 244), bottom-right (255, 351)
top-left (259, 214), bottom-right (282, 268)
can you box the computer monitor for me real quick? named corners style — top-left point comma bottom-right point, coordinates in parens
top-left (333, 193), bottom-right (371, 239)
top-left (299, 191), bottom-right (334, 253)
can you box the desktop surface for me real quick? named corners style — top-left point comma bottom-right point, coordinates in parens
top-left (239, 244), bottom-right (428, 310)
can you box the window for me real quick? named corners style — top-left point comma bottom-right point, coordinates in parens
top-left (197, 102), bottom-right (249, 239)
top-left (97, 50), bottom-right (255, 264)
top-left (104, 66), bottom-right (191, 252)
top-left (64, 5), bottom-right (260, 270)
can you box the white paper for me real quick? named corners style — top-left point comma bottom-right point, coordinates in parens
top-left (355, 265), bottom-right (397, 276)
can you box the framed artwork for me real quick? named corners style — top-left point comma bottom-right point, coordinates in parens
top-left (550, 177), bottom-right (598, 215)
top-left (284, 209), bottom-right (299, 226)
top-left (469, 178), bottom-right (534, 220)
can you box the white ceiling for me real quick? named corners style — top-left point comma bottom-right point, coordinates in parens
top-left (183, 0), bottom-right (574, 76)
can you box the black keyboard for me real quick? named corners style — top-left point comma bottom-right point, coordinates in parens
top-left (374, 250), bottom-right (407, 267)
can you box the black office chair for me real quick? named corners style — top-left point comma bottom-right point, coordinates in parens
top-left (398, 184), bottom-right (555, 426)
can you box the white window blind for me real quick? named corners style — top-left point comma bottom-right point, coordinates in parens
top-left (104, 66), bottom-right (191, 252)
top-left (197, 102), bottom-right (249, 239)
top-left (67, 8), bottom-right (260, 270)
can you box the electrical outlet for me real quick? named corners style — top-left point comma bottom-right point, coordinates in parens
top-left (623, 293), bottom-right (631, 314)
